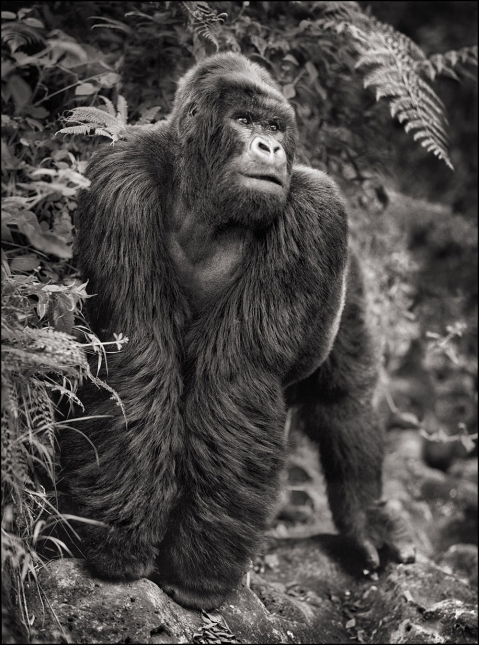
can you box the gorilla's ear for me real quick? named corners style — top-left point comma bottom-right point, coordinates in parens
top-left (174, 102), bottom-right (198, 134)
top-left (187, 103), bottom-right (198, 118)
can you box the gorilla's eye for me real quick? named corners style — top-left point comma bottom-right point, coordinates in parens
top-left (236, 114), bottom-right (251, 125)
top-left (268, 122), bottom-right (279, 132)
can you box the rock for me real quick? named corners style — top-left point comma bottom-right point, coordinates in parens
top-left (26, 559), bottom-right (200, 644)
top-left (437, 544), bottom-right (478, 587)
top-left (25, 559), bottom-right (292, 644)
top-left (253, 539), bottom-right (477, 645)
top-left (25, 430), bottom-right (477, 643)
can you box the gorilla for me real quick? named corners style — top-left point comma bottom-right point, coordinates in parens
top-left (61, 52), bottom-right (415, 610)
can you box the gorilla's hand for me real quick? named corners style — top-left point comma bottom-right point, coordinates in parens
top-left (353, 499), bottom-right (416, 570)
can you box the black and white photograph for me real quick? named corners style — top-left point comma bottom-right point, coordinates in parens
top-left (2, 2), bottom-right (477, 643)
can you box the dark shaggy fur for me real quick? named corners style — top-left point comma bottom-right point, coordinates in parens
top-left (61, 52), bottom-right (414, 610)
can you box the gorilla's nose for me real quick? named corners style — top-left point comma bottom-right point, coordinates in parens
top-left (250, 136), bottom-right (286, 166)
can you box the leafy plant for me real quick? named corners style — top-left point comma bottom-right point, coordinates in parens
top-left (1, 254), bottom-right (130, 633)
top-left (300, 1), bottom-right (477, 170)
top-left (180, 1), bottom-right (228, 51)
top-left (57, 96), bottom-right (129, 142)
top-left (1, 8), bottom-right (45, 54)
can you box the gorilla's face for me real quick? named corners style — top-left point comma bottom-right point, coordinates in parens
top-left (173, 56), bottom-right (297, 229)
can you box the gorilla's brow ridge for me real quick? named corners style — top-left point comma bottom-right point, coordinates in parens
top-left (210, 75), bottom-right (295, 125)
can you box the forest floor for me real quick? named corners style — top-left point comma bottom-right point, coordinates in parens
top-left (25, 428), bottom-right (477, 644)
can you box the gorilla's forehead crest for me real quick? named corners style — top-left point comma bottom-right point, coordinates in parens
top-left (173, 52), bottom-right (291, 114)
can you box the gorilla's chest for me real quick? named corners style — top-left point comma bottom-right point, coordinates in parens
top-left (167, 229), bottom-right (249, 309)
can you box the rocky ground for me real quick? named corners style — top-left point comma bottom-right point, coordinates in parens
top-left (26, 429), bottom-right (477, 644)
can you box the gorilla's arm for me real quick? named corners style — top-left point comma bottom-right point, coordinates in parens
top-left (287, 253), bottom-right (416, 567)
top-left (61, 126), bottom-right (187, 580)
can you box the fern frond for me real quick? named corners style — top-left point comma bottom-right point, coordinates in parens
top-left (416, 45), bottom-right (478, 81)
top-left (63, 106), bottom-right (120, 128)
top-left (98, 96), bottom-right (116, 116)
top-left (1, 22), bottom-right (44, 53)
top-left (353, 17), bottom-right (454, 169)
top-left (95, 128), bottom-right (120, 141)
top-left (23, 385), bottom-right (55, 447)
top-left (116, 95), bottom-right (129, 124)
top-left (181, 1), bottom-right (227, 51)
top-left (2, 379), bottom-right (32, 499)
top-left (137, 106), bottom-right (162, 125)
top-left (56, 124), bottom-right (97, 137)
top-left (315, 3), bottom-right (455, 168)
top-left (56, 97), bottom-right (129, 141)
top-left (312, 1), bottom-right (363, 21)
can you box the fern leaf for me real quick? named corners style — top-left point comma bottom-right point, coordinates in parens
top-left (414, 75), bottom-right (446, 109)
top-left (95, 128), bottom-right (118, 141)
top-left (98, 96), bottom-right (116, 116)
top-left (56, 125), bottom-right (95, 136)
top-left (57, 97), bottom-right (129, 141)
top-left (64, 106), bottom-right (120, 128)
top-left (417, 45), bottom-right (478, 81)
top-left (116, 95), bottom-right (128, 124)
top-left (351, 15), bottom-right (454, 169)
top-left (356, 50), bottom-right (395, 68)
top-left (137, 106), bottom-right (162, 125)
top-left (403, 119), bottom-right (448, 144)
top-left (24, 385), bottom-right (55, 446)
top-left (181, 1), bottom-right (224, 51)
top-left (313, 1), bottom-right (363, 21)
top-left (1, 22), bottom-right (44, 53)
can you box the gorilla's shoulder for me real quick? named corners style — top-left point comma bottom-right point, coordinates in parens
top-left (87, 121), bottom-right (174, 172)
top-left (289, 164), bottom-right (348, 224)
top-left (291, 165), bottom-right (344, 200)
top-left (128, 120), bottom-right (170, 136)
top-left (115, 121), bottom-right (172, 147)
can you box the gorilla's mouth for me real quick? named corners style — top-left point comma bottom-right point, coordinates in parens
top-left (243, 174), bottom-right (283, 187)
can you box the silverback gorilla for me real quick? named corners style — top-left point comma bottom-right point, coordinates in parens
top-left (61, 52), bottom-right (415, 610)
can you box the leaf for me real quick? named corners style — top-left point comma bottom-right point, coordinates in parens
top-left (8, 74), bottom-right (32, 108)
top-left (23, 18), bottom-right (44, 29)
top-left (48, 294), bottom-right (75, 334)
top-left (346, 12), bottom-right (455, 168)
top-left (283, 54), bottom-right (299, 65)
top-left (305, 60), bottom-right (318, 81)
top-left (75, 83), bottom-right (97, 96)
top-left (251, 34), bottom-right (267, 57)
top-left (1, 140), bottom-right (22, 170)
top-left (98, 96), bottom-right (116, 115)
top-left (460, 433), bottom-right (477, 453)
top-left (5, 209), bottom-right (72, 258)
top-left (98, 72), bottom-right (121, 88)
top-left (10, 255), bottom-right (40, 272)
top-left (24, 105), bottom-right (49, 119)
top-left (2, 21), bottom-right (44, 52)
top-left (299, 20), bottom-right (312, 31)
top-left (138, 106), bottom-right (161, 124)
top-left (116, 95), bottom-right (128, 123)
top-left (35, 292), bottom-right (49, 319)
top-left (48, 40), bottom-right (88, 63)
top-left (282, 83), bottom-right (296, 99)
top-left (91, 16), bottom-right (132, 34)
